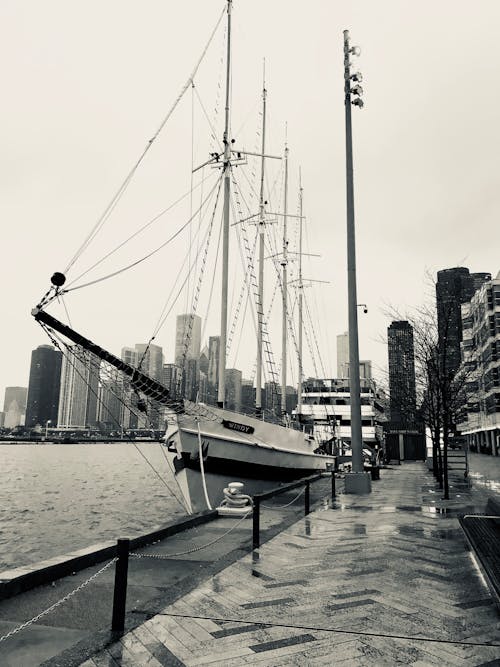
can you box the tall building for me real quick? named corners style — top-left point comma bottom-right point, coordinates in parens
top-left (241, 379), bottom-right (255, 414)
top-left (175, 314), bottom-right (201, 400)
top-left (436, 267), bottom-right (491, 376)
top-left (225, 369), bottom-right (242, 412)
top-left (3, 386), bottom-right (27, 429)
top-left (207, 336), bottom-right (220, 404)
top-left (175, 314), bottom-right (201, 367)
top-left (387, 321), bottom-right (417, 427)
top-left (458, 271), bottom-right (500, 454)
top-left (199, 345), bottom-right (209, 376)
top-left (161, 363), bottom-right (177, 395)
top-left (359, 360), bottom-right (372, 380)
top-left (25, 345), bottom-right (62, 427)
top-left (337, 332), bottom-right (349, 378)
top-left (337, 332), bottom-right (372, 380)
top-left (57, 347), bottom-right (100, 429)
top-left (134, 343), bottom-right (163, 381)
top-left (97, 380), bottom-right (124, 431)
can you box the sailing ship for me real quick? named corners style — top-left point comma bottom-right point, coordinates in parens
top-left (32, 0), bottom-right (335, 514)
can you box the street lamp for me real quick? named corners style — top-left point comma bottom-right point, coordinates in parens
top-left (343, 29), bottom-right (371, 494)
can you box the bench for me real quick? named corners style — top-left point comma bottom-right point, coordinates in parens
top-left (459, 496), bottom-right (500, 608)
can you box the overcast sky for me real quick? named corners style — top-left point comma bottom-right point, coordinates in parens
top-left (2, 0), bottom-right (500, 405)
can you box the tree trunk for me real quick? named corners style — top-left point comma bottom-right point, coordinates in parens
top-left (434, 426), bottom-right (443, 488)
top-left (442, 411), bottom-right (449, 500)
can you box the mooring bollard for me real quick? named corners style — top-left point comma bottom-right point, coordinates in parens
top-left (252, 497), bottom-right (260, 556)
top-left (331, 472), bottom-right (336, 499)
top-left (111, 538), bottom-right (130, 632)
top-left (305, 481), bottom-right (310, 515)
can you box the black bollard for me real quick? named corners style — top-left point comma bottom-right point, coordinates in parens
top-left (252, 498), bottom-right (261, 557)
top-left (111, 538), bottom-right (130, 632)
top-left (331, 472), bottom-right (336, 499)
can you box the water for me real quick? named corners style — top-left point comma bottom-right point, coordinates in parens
top-left (0, 443), bottom-right (188, 572)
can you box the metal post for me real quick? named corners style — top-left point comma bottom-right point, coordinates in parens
top-left (111, 538), bottom-right (130, 632)
top-left (252, 498), bottom-right (260, 554)
top-left (343, 30), bottom-right (369, 493)
top-left (331, 472), bottom-right (336, 500)
top-left (305, 481), bottom-right (310, 515)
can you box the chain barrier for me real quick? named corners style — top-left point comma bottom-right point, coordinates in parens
top-left (261, 486), bottom-right (306, 509)
top-left (130, 510), bottom-right (252, 560)
top-left (0, 558), bottom-right (117, 644)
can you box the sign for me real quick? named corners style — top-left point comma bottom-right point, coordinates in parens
top-left (222, 419), bottom-right (255, 435)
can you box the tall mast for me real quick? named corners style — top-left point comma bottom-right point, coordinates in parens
top-left (280, 144), bottom-right (289, 415)
top-left (297, 172), bottom-right (303, 413)
top-left (217, 0), bottom-right (232, 408)
top-left (256, 70), bottom-right (267, 416)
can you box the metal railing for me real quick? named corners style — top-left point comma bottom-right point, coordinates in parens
top-left (252, 472), bottom-right (336, 556)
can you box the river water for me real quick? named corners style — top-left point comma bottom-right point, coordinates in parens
top-left (0, 443), bottom-right (188, 572)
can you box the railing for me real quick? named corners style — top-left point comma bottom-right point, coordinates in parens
top-left (252, 472), bottom-right (336, 556)
top-left (0, 471), bottom-right (338, 640)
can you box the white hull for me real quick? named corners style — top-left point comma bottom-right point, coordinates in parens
top-left (169, 406), bottom-right (335, 513)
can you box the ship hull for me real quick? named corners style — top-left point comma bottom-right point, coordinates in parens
top-left (170, 407), bottom-right (335, 513)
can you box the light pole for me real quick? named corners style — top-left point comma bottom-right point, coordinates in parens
top-left (343, 29), bottom-right (371, 494)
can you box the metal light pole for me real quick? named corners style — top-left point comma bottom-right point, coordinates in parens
top-left (343, 29), bottom-right (371, 494)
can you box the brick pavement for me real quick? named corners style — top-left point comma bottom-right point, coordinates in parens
top-left (79, 463), bottom-right (500, 666)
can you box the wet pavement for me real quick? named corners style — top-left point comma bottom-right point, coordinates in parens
top-left (77, 463), bottom-right (500, 666)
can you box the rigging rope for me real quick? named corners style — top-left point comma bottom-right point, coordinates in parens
top-left (39, 324), bottom-right (190, 513)
top-left (177, 169), bottom-right (223, 397)
top-left (63, 4), bottom-right (226, 275)
top-left (62, 176), bottom-right (222, 295)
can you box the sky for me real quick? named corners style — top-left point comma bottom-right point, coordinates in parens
top-left (2, 0), bottom-right (500, 405)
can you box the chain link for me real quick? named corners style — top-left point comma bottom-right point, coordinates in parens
top-left (262, 486), bottom-right (306, 509)
top-left (130, 510), bottom-right (252, 559)
top-left (0, 558), bottom-right (117, 644)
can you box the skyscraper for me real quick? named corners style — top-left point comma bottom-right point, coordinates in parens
top-left (134, 343), bottom-right (163, 381)
top-left (3, 387), bottom-right (27, 429)
top-left (57, 347), bottom-right (100, 429)
top-left (25, 345), bottom-right (62, 427)
top-left (175, 314), bottom-right (201, 367)
top-left (337, 332), bottom-right (371, 380)
top-left (436, 267), bottom-right (491, 376)
top-left (225, 369), bottom-right (242, 412)
top-left (337, 332), bottom-right (349, 378)
top-left (388, 321), bottom-right (417, 427)
top-left (207, 336), bottom-right (220, 403)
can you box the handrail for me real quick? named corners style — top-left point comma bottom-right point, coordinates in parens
top-left (252, 472), bottom-right (325, 503)
top-left (251, 471), bottom-right (336, 557)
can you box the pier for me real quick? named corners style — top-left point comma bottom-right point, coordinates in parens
top-left (1, 462), bottom-right (500, 665)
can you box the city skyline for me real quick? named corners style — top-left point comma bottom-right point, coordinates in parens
top-left (2, 1), bottom-right (500, 405)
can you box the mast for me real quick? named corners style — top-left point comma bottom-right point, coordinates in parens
top-left (297, 172), bottom-right (303, 413)
top-left (217, 0), bottom-right (232, 408)
top-left (280, 144), bottom-right (289, 415)
top-left (256, 71), bottom-right (267, 416)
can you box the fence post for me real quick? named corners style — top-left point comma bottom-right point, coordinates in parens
top-left (112, 538), bottom-right (130, 632)
top-left (305, 482), bottom-right (310, 516)
top-left (331, 472), bottom-right (336, 500)
top-left (252, 498), bottom-right (261, 557)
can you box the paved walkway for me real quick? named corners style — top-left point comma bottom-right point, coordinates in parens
top-left (78, 464), bottom-right (500, 666)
